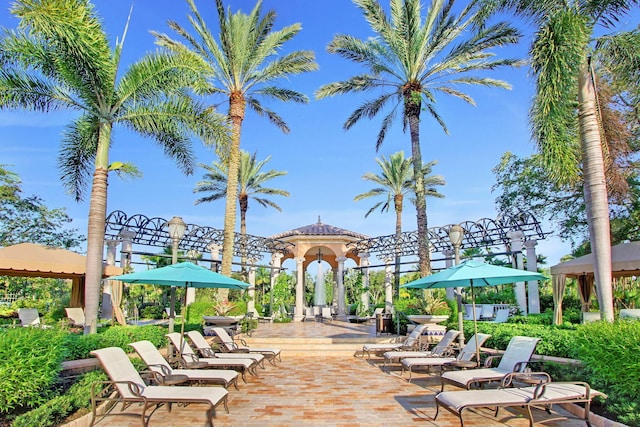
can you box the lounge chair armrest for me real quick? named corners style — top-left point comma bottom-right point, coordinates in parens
top-left (483, 355), bottom-right (501, 367)
top-left (234, 337), bottom-right (249, 346)
top-left (92, 380), bottom-right (144, 397)
top-left (177, 353), bottom-right (200, 367)
top-left (146, 363), bottom-right (172, 376)
top-left (500, 371), bottom-right (551, 388)
top-left (532, 381), bottom-right (602, 401)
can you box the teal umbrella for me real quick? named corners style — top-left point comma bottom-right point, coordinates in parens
top-left (109, 262), bottom-right (250, 344)
top-left (401, 260), bottom-right (546, 363)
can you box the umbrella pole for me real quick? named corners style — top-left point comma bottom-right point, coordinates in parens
top-left (470, 281), bottom-right (480, 366)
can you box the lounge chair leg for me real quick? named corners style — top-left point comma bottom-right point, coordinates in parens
top-left (232, 376), bottom-right (239, 390)
top-left (223, 395), bottom-right (229, 414)
top-left (205, 406), bottom-right (214, 427)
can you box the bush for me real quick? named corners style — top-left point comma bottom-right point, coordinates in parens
top-left (140, 304), bottom-right (164, 319)
top-left (62, 325), bottom-right (167, 360)
top-left (0, 328), bottom-right (67, 414)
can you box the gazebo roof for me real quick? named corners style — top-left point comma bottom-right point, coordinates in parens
top-left (270, 217), bottom-right (369, 241)
top-left (550, 241), bottom-right (640, 278)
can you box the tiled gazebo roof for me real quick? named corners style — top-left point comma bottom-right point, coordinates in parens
top-left (270, 216), bottom-right (369, 240)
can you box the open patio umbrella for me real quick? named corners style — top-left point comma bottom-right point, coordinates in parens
top-left (401, 259), bottom-right (546, 363)
top-left (108, 262), bottom-right (250, 347)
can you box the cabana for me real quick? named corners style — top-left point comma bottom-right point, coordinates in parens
top-left (550, 241), bottom-right (640, 324)
top-left (0, 243), bottom-right (122, 319)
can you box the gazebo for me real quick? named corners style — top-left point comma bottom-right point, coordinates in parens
top-left (549, 241), bottom-right (640, 324)
top-left (0, 242), bottom-right (122, 310)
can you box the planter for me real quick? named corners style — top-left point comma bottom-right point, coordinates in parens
top-left (406, 315), bottom-right (449, 324)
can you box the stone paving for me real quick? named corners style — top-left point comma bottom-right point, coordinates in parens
top-left (90, 321), bottom-right (593, 427)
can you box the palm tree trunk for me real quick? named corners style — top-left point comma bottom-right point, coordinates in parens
top-left (84, 124), bottom-right (111, 334)
top-left (406, 95), bottom-right (431, 276)
top-left (578, 60), bottom-right (614, 321)
top-left (221, 94), bottom-right (245, 278)
top-left (239, 193), bottom-right (248, 281)
top-left (394, 194), bottom-right (403, 297)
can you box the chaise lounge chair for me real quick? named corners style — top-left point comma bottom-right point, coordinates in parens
top-left (18, 308), bottom-right (44, 327)
top-left (166, 333), bottom-right (259, 383)
top-left (435, 372), bottom-right (607, 427)
top-left (90, 346), bottom-right (228, 427)
top-left (382, 329), bottom-right (461, 370)
top-left (184, 330), bottom-right (266, 369)
top-left (129, 340), bottom-right (239, 391)
top-left (401, 333), bottom-right (491, 382)
top-left (65, 307), bottom-right (104, 328)
top-left (440, 335), bottom-right (541, 391)
top-left (198, 327), bottom-right (281, 365)
top-left (361, 323), bottom-right (430, 360)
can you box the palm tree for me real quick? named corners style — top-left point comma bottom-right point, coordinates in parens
top-left (194, 150), bottom-right (290, 240)
top-left (316, 0), bottom-right (520, 276)
top-left (479, 0), bottom-right (639, 321)
top-left (355, 151), bottom-right (444, 294)
top-left (154, 0), bottom-right (317, 276)
top-left (0, 0), bottom-right (228, 332)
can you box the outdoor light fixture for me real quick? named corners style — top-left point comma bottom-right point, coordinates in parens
top-left (317, 248), bottom-right (323, 263)
top-left (167, 216), bottom-right (186, 243)
top-left (165, 216), bottom-right (186, 334)
top-left (448, 224), bottom-right (464, 251)
top-left (448, 224), bottom-right (465, 347)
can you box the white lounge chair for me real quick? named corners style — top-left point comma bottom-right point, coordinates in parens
top-left (129, 340), bottom-right (239, 390)
top-left (401, 333), bottom-right (492, 382)
top-left (361, 324), bottom-right (430, 360)
top-left (18, 308), bottom-right (50, 328)
top-left (435, 372), bottom-right (606, 427)
top-left (90, 346), bottom-right (228, 427)
top-left (382, 329), bottom-right (461, 370)
top-left (189, 329), bottom-right (280, 367)
top-left (440, 336), bottom-right (541, 391)
top-left (65, 307), bottom-right (104, 328)
top-left (479, 304), bottom-right (495, 320)
top-left (491, 308), bottom-right (510, 323)
top-left (166, 332), bottom-right (258, 383)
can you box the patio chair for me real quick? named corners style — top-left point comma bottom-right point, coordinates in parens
top-left (129, 340), bottom-right (239, 391)
top-left (166, 333), bottom-right (258, 383)
top-left (440, 335), bottom-right (541, 391)
top-left (401, 333), bottom-right (491, 382)
top-left (463, 305), bottom-right (482, 321)
top-left (65, 307), bottom-right (104, 328)
top-left (582, 312), bottom-right (601, 323)
top-left (382, 329), bottom-right (461, 370)
top-left (367, 307), bottom-right (384, 323)
top-left (479, 304), bottom-right (495, 320)
top-left (90, 346), bottom-right (228, 427)
top-left (491, 308), bottom-right (510, 323)
top-left (17, 308), bottom-right (50, 328)
top-left (435, 372), bottom-right (607, 427)
top-left (361, 324), bottom-right (430, 360)
top-left (189, 329), bottom-right (280, 367)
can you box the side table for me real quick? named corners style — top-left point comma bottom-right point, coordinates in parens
top-left (156, 373), bottom-right (189, 386)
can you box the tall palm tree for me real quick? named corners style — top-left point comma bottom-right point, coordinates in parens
top-left (355, 151), bottom-right (444, 293)
top-left (154, 0), bottom-right (317, 276)
top-left (316, 0), bottom-right (520, 276)
top-left (479, 0), bottom-right (639, 321)
top-left (0, 0), bottom-right (228, 332)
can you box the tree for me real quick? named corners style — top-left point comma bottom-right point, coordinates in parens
top-left (0, 165), bottom-right (83, 248)
top-left (316, 0), bottom-right (520, 276)
top-left (354, 151), bottom-right (444, 293)
top-left (0, 0), bottom-right (228, 332)
top-left (154, 0), bottom-right (317, 277)
top-left (480, 0), bottom-right (639, 320)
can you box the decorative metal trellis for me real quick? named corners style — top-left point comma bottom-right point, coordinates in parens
top-left (104, 210), bottom-right (294, 260)
top-left (347, 210), bottom-right (549, 261)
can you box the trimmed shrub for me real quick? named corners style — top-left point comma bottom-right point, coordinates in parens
top-left (62, 325), bottom-right (167, 360)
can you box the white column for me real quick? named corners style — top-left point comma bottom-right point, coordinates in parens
top-left (508, 230), bottom-right (527, 315)
top-left (314, 260), bottom-right (326, 306)
top-left (269, 253), bottom-right (283, 317)
top-left (524, 239), bottom-right (540, 314)
top-left (294, 257), bottom-right (305, 322)
top-left (100, 239), bottom-right (119, 318)
top-left (443, 249), bottom-right (455, 300)
top-left (336, 256), bottom-right (348, 320)
top-left (247, 258), bottom-right (259, 316)
top-left (207, 243), bottom-right (221, 272)
top-left (359, 252), bottom-right (370, 310)
top-left (384, 258), bottom-right (393, 313)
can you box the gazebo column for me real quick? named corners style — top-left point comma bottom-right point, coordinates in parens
top-left (384, 258), bottom-right (393, 313)
top-left (207, 243), bottom-right (221, 272)
top-left (336, 256), bottom-right (348, 320)
top-left (269, 253), bottom-right (283, 317)
top-left (443, 249), bottom-right (455, 300)
top-left (294, 257), bottom-right (305, 322)
top-left (314, 260), bottom-right (326, 306)
top-left (525, 240), bottom-right (540, 314)
top-left (508, 230), bottom-right (527, 315)
top-left (247, 258), bottom-right (259, 316)
top-left (100, 239), bottom-right (119, 319)
top-left (359, 252), bottom-right (370, 310)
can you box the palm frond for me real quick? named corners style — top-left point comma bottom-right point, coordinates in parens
top-left (58, 114), bottom-right (99, 201)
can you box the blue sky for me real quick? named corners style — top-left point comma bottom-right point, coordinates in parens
top-left (0, 0), bottom-right (637, 269)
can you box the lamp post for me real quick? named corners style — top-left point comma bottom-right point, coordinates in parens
top-left (448, 224), bottom-right (465, 348)
top-left (166, 216), bottom-right (186, 333)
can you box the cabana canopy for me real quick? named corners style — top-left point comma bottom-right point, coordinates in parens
top-left (0, 243), bottom-right (122, 307)
top-left (550, 241), bottom-right (640, 324)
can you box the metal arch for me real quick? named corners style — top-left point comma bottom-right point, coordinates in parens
top-left (346, 210), bottom-right (549, 260)
top-left (104, 210), bottom-right (293, 257)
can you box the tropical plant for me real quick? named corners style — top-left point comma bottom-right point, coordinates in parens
top-left (355, 151), bottom-right (444, 294)
top-left (316, 0), bottom-right (521, 276)
top-left (154, 0), bottom-right (317, 277)
top-left (194, 150), bottom-right (290, 274)
top-left (0, 0), bottom-right (228, 332)
top-left (479, 0), bottom-right (640, 321)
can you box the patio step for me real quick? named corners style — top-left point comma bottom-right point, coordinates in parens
top-left (238, 335), bottom-right (400, 357)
